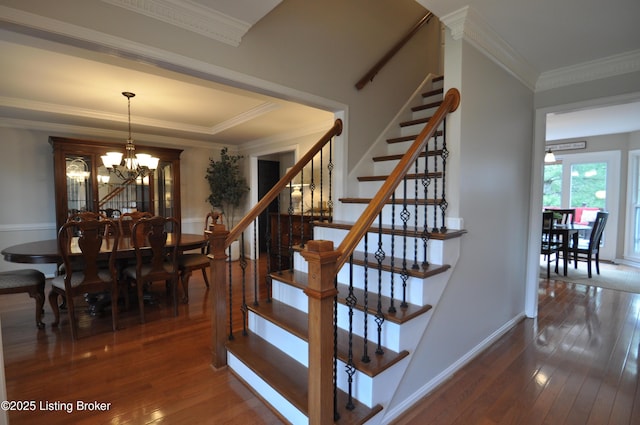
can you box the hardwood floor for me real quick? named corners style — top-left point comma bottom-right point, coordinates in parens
top-left (1, 261), bottom-right (639, 424)
top-left (392, 263), bottom-right (640, 425)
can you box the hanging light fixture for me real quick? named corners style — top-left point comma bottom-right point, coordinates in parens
top-left (544, 148), bottom-right (556, 163)
top-left (101, 92), bottom-right (159, 180)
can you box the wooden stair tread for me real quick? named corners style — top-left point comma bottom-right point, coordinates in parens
top-left (248, 300), bottom-right (410, 377)
top-left (422, 87), bottom-right (443, 98)
top-left (412, 100), bottom-right (442, 112)
top-left (270, 270), bottom-right (434, 324)
top-left (339, 197), bottom-right (440, 205)
top-left (227, 331), bottom-right (382, 425)
top-left (313, 220), bottom-right (467, 240)
top-left (358, 172), bottom-right (443, 182)
top-left (386, 130), bottom-right (443, 144)
top-left (400, 116), bottom-right (431, 127)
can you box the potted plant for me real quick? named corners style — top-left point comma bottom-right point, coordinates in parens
top-left (205, 147), bottom-right (250, 259)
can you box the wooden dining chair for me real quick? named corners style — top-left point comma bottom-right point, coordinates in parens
top-left (118, 211), bottom-right (153, 237)
top-left (49, 217), bottom-right (120, 339)
top-left (122, 216), bottom-right (181, 323)
top-left (574, 211), bottom-right (609, 278)
top-left (541, 211), bottom-right (562, 278)
top-left (176, 212), bottom-right (219, 303)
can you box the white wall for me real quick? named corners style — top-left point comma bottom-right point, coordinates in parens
top-left (387, 34), bottom-right (533, 412)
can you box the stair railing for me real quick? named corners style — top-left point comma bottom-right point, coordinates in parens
top-left (207, 88), bottom-right (459, 425)
top-left (207, 118), bottom-right (343, 367)
top-left (355, 11), bottom-right (434, 90)
top-left (303, 88), bottom-right (460, 424)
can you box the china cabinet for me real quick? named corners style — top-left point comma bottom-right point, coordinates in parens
top-left (50, 137), bottom-right (182, 231)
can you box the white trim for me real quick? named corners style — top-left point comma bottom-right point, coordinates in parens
top-left (625, 149), bottom-right (640, 262)
top-left (0, 5), bottom-right (344, 113)
top-left (537, 50), bottom-right (640, 92)
top-left (100, 0), bottom-right (252, 47)
top-left (380, 313), bottom-right (525, 424)
top-left (440, 6), bottom-right (538, 91)
top-left (0, 223), bottom-right (56, 232)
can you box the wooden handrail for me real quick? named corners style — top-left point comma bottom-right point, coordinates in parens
top-left (335, 88), bottom-right (460, 271)
top-left (225, 119), bottom-right (343, 247)
top-left (355, 12), bottom-right (433, 90)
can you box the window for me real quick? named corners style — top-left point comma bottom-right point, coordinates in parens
top-left (543, 150), bottom-right (620, 260)
top-left (626, 150), bottom-right (640, 262)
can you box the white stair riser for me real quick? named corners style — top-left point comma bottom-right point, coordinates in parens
top-left (227, 352), bottom-right (308, 425)
top-left (336, 303), bottom-right (430, 352)
top-left (358, 180), bottom-right (444, 200)
top-left (336, 356), bottom-right (410, 409)
top-left (269, 278), bottom-right (430, 352)
top-left (271, 279), bottom-right (308, 313)
top-left (247, 310), bottom-right (393, 409)
top-left (410, 105), bottom-right (440, 121)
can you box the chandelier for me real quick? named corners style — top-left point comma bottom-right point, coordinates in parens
top-left (101, 92), bottom-right (159, 180)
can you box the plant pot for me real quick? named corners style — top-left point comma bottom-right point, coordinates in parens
top-left (227, 240), bottom-right (240, 262)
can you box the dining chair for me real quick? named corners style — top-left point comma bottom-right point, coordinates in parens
top-left (176, 212), bottom-right (218, 303)
top-left (118, 211), bottom-right (153, 238)
top-left (545, 208), bottom-right (576, 225)
top-left (0, 269), bottom-right (46, 329)
top-left (122, 216), bottom-right (181, 323)
top-left (573, 211), bottom-right (609, 278)
top-left (541, 211), bottom-right (562, 278)
top-left (49, 217), bottom-right (120, 339)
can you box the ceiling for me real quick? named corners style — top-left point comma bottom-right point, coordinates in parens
top-left (1, 0), bottom-right (639, 146)
top-left (420, 0), bottom-right (640, 141)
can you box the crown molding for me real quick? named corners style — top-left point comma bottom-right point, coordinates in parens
top-left (440, 6), bottom-right (539, 91)
top-left (100, 0), bottom-right (251, 47)
top-left (536, 49), bottom-right (640, 92)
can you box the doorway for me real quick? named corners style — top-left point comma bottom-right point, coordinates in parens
top-left (258, 160), bottom-right (280, 252)
top-left (543, 150), bottom-right (620, 260)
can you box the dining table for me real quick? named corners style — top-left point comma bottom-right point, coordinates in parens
top-left (551, 223), bottom-right (592, 275)
top-left (2, 233), bottom-right (208, 315)
top-left (1, 233), bottom-right (207, 265)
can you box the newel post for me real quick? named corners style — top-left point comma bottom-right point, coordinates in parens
top-left (206, 223), bottom-right (229, 369)
top-left (301, 240), bottom-right (340, 425)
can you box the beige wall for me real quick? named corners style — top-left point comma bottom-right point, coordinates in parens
top-left (1, 0), bottom-right (442, 273)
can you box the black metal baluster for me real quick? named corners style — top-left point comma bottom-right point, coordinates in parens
top-left (345, 255), bottom-right (356, 411)
top-left (228, 243), bottom-right (234, 340)
top-left (422, 144), bottom-right (431, 267)
top-left (440, 118), bottom-right (449, 232)
top-left (400, 177), bottom-right (410, 308)
top-left (412, 159), bottom-right (419, 270)
top-left (265, 199), bottom-right (273, 303)
top-left (375, 212), bottom-right (385, 355)
top-left (299, 167), bottom-right (305, 248)
top-left (389, 193), bottom-right (397, 314)
top-left (361, 232), bottom-right (370, 363)
top-left (320, 147), bottom-right (324, 222)
top-left (432, 132), bottom-right (439, 232)
top-left (253, 218), bottom-right (259, 306)
top-left (333, 275), bottom-right (340, 420)
top-left (276, 195), bottom-right (283, 275)
top-left (288, 180), bottom-right (294, 272)
top-left (328, 139), bottom-right (334, 223)
top-left (240, 233), bottom-right (248, 335)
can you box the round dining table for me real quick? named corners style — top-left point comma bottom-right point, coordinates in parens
top-left (1, 233), bottom-right (207, 264)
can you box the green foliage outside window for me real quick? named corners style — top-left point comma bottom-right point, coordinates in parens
top-left (543, 162), bottom-right (607, 209)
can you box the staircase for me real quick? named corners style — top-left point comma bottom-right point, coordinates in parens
top-left (216, 76), bottom-right (464, 424)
